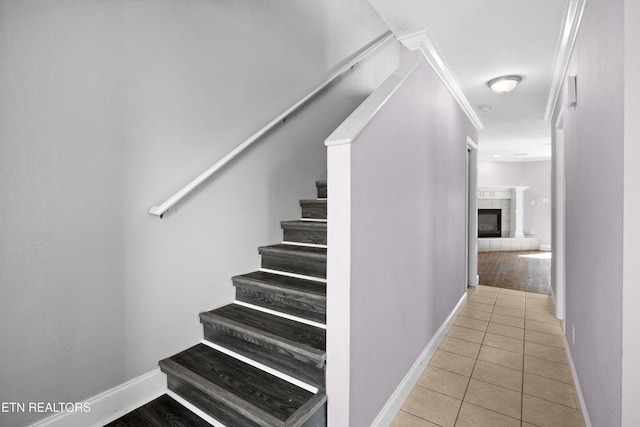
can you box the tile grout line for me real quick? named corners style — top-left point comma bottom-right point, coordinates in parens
top-left (522, 290), bottom-right (528, 425)
top-left (451, 287), bottom-right (495, 427)
top-left (471, 289), bottom-right (531, 423)
top-left (396, 288), bottom-right (492, 427)
top-left (499, 288), bottom-right (525, 423)
top-left (521, 290), bottom-right (584, 420)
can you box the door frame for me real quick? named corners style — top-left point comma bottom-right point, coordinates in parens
top-left (466, 137), bottom-right (479, 287)
top-left (553, 112), bottom-right (566, 322)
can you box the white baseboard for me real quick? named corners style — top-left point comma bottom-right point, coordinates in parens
top-left (370, 292), bottom-right (468, 426)
top-left (565, 345), bottom-right (592, 427)
top-left (30, 369), bottom-right (167, 427)
top-left (540, 244), bottom-right (552, 251)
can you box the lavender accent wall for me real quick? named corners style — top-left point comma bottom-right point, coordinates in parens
top-left (477, 161), bottom-right (551, 247)
top-left (552, 0), bottom-right (626, 425)
top-left (327, 54), bottom-right (476, 426)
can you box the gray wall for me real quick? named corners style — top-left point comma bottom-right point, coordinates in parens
top-left (327, 53), bottom-right (476, 426)
top-left (477, 161), bottom-right (552, 247)
top-left (622, 0), bottom-right (640, 426)
top-left (622, 1), bottom-right (640, 424)
top-left (551, 0), bottom-right (627, 424)
top-left (0, 1), bottom-right (398, 425)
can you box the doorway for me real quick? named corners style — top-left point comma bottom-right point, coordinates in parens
top-left (474, 157), bottom-right (553, 295)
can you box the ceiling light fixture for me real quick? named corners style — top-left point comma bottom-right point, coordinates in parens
top-left (487, 75), bottom-right (522, 94)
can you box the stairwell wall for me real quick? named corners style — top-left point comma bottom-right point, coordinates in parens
top-left (327, 53), bottom-right (477, 426)
top-left (0, 1), bottom-right (401, 425)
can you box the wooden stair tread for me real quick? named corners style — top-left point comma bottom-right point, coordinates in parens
top-left (160, 344), bottom-right (324, 424)
top-left (281, 220), bottom-right (327, 245)
top-left (280, 220), bottom-right (328, 230)
top-left (201, 304), bottom-right (326, 356)
top-left (259, 245), bottom-right (326, 279)
top-left (299, 199), bottom-right (327, 205)
top-left (258, 244), bottom-right (327, 259)
top-left (105, 394), bottom-right (211, 427)
top-left (233, 271), bottom-right (327, 324)
top-left (233, 271), bottom-right (326, 297)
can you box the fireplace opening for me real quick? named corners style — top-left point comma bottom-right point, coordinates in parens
top-left (478, 209), bottom-right (502, 238)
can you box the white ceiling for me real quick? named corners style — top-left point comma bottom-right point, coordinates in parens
top-left (368, 0), bottom-right (571, 161)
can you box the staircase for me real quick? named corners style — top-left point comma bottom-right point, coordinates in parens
top-left (107, 181), bottom-right (328, 427)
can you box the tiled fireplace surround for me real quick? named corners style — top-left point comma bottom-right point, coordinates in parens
top-left (477, 187), bottom-right (540, 252)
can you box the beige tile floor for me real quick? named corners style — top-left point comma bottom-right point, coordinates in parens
top-left (391, 286), bottom-right (586, 427)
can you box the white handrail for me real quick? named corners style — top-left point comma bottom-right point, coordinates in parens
top-left (148, 31), bottom-right (394, 218)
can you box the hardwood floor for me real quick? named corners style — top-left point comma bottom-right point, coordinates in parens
top-left (477, 250), bottom-right (551, 294)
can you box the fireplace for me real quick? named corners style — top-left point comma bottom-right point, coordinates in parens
top-left (478, 209), bottom-right (502, 238)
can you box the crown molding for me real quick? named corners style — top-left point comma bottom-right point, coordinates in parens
top-left (399, 30), bottom-right (484, 131)
top-left (544, 0), bottom-right (587, 121)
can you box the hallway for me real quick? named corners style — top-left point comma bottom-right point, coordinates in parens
top-left (391, 286), bottom-right (584, 427)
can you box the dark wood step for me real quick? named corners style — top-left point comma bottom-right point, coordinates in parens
top-left (200, 304), bottom-right (326, 389)
top-left (316, 180), bottom-right (327, 199)
top-left (259, 244), bottom-right (327, 278)
top-left (160, 344), bottom-right (326, 427)
top-left (105, 394), bottom-right (211, 427)
top-left (233, 271), bottom-right (326, 323)
top-left (281, 220), bottom-right (327, 245)
top-left (300, 200), bottom-right (327, 220)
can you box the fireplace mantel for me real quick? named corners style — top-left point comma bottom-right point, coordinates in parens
top-left (478, 186), bottom-right (529, 238)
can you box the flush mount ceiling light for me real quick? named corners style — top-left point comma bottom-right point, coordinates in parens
top-left (487, 75), bottom-right (522, 94)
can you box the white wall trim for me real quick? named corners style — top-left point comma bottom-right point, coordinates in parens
top-left (553, 112), bottom-right (566, 321)
top-left (540, 243), bottom-right (552, 251)
top-left (398, 30), bottom-right (483, 131)
top-left (370, 292), bottom-right (468, 426)
top-left (325, 62), bottom-right (419, 146)
top-left (566, 345), bottom-right (593, 427)
top-left (466, 137), bottom-right (478, 151)
top-left (31, 369), bottom-right (167, 427)
top-left (466, 136), bottom-right (479, 287)
top-left (326, 143), bottom-right (353, 426)
top-left (544, 0), bottom-right (587, 121)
